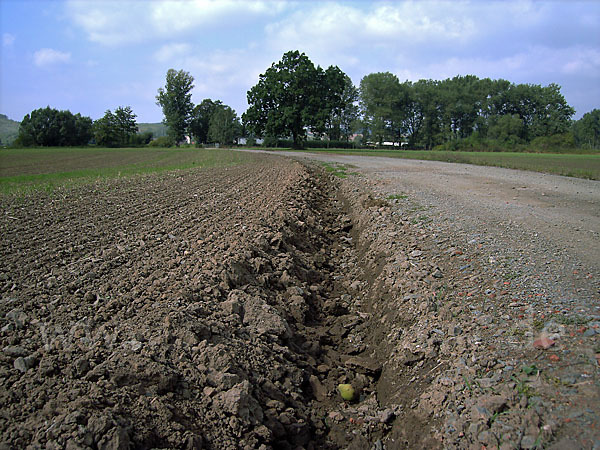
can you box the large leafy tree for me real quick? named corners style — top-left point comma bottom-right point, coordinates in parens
top-left (530, 83), bottom-right (575, 138)
top-left (208, 105), bottom-right (241, 145)
top-left (413, 79), bottom-right (444, 149)
top-left (114, 106), bottom-right (138, 145)
top-left (156, 69), bottom-right (195, 144)
top-left (488, 82), bottom-right (573, 141)
top-left (360, 72), bottom-right (404, 146)
top-left (17, 106), bottom-right (92, 147)
top-left (189, 99), bottom-right (222, 144)
top-left (93, 106), bottom-right (138, 147)
top-left (93, 110), bottom-right (118, 147)
top-left (400, 81), bottom-right (425, 147)
top-left (440, 75), bottom-right (485, 139)
top-left (335, 75), bottom-right (360, 142)
top-left (71, 113), bottom-right (93, 146)
top-left (243, 50), bottom-right (345, 148)
top-left (314, 65), bottom-right (346, 139)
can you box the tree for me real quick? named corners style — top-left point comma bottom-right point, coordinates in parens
top-left (314, 65), bottom-right (346, 140)
top-left (17, 106), bottom-right (92, 147)
top-left (400, 81), bottom-right (424, 147)
top-left (413, 79), bottom-right (444, 149)
top-left (440, 75), bottom-right (484, 140)
top-left (189, 99), bottom-right (222, 144)
top-left (93, 106), bottom-right (138, 147)
top-left (326, 74), bottom-right (359, 142)
top-left (93, 110), bottom-right (118, 147)
top-left (530, 83), bottom-right (575, 138)
top-left (243, 50), bottom-right (345, 148)
top-left (487, 114), bottom-right (524, 146)
top-left (208, 105), bottom-right (241, 145)
top-left (114, 106), bottom-right (138, 145)
top-left (156, 69), bottom-right (195, 144)
top-left (359, 72), bottom-right (403, 146)
top-left (573, 109), bottom-right (600, 149)
top-left (357, 72), bottom-right (575, 149)
top-left (16, 115), bottom-right (36, 147)
top-left (72, 114), bottom-right (93, 146)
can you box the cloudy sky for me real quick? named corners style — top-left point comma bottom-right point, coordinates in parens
top-left (1, 0), bottom-right (599, 123)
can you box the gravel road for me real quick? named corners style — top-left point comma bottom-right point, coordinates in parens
top-left (266, 151), bottom-right (599, 305)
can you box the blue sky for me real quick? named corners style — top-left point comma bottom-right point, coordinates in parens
top-left (1, 0), bottom-right (599, 123)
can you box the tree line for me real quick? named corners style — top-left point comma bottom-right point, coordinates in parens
top-left (13, 50), bottom-right (600, 150)
top-left (241, 51), bottom-right (595, 150)
top-left (15, 106), bottom-right (144, 148)
top-left (359, 73), bottom-right (578, 150)
top-left (16, 107), bottom-right (93, 147)
top-left (15, 70), bottom-right (241, 148)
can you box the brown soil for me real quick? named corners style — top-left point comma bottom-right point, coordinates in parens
top-left (1, 154), bottom-right (598, 449)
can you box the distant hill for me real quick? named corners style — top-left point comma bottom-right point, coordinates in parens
top-left (0, 114), bottom-right (20, 145)
top-left (138, 122), bottom-right (168, 138)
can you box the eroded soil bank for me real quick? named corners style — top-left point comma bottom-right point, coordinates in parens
top-left (1, 155), bottom-right (598, 449)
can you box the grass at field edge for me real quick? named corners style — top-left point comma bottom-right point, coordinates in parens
top-left (259, 148), bottom-right (600, 180)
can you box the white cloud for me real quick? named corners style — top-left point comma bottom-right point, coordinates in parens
top-left (65, 2), bottom-right (148, 46)
top-left (154, 43), bottom-right (193, 63)
top-left (33, 48), bottom-right (71, 67)
top-left (560, 47), bottom-right (600, 76)
top-left (362, 2), bottom-right (475, 41)
top-left (265, 1), bottom-right (478, 58)
top-left (65, 0), bottom-right (288, 46)
top-left (149, 0), bottom-right (278, 34)
top-left (392, 45), bottom-right (600, 85)
top-left (163, 45), bottom-right (276, 108)
top-left (2, 33), bottom-right (15, 47)
top-left (150, 42), bottom-right (278, 113)
top-left (259, 1), bottom-right (600, 89)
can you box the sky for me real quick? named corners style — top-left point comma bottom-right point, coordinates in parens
top-left (1, 0), bottom-right (599, 123)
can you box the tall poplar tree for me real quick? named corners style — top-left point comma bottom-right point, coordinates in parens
top-left (156, 69), bottom-right (195, 144)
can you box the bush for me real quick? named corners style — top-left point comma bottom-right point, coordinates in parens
top-left (11, 135), bottom-right (31, 148)
top-left (148, 136), bottom-right (174, 147)
top-left (129, 131), bottom-right (153, 146)
top-left (434, 136), bottom-right (519, 152)
top-left (262, 135), bottom-right (280, 148)
top-left (262, 137), bottom-right (362, 149)
top-left (433, 133), bottom-right (582, 154)
top-left (530, 133), bottom-right (575, 152)
top-left (304, 140), bottom-right (357, 149)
